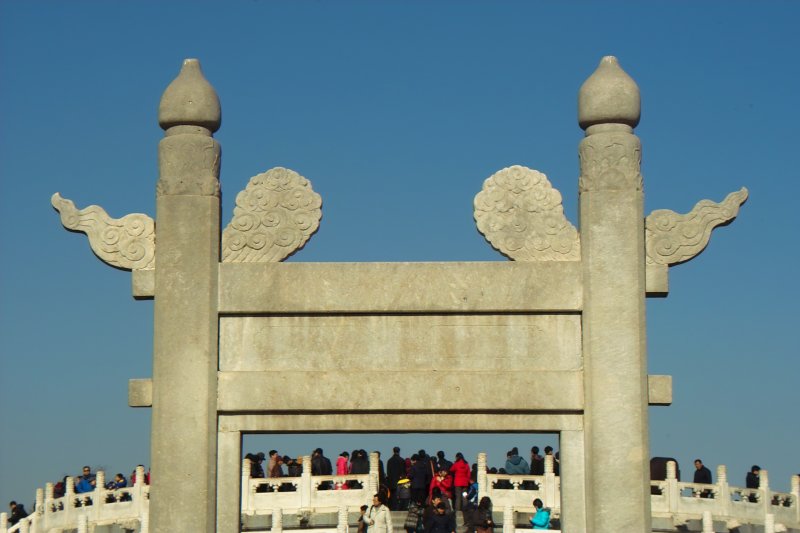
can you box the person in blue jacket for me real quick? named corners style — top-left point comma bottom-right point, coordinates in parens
top-left (530, 498), bottom-right (550, 530)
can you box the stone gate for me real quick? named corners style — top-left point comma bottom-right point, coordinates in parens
top-left (53, 56), bottom-right (747, 533)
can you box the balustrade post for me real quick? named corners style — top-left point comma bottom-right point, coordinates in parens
top-left (716, 464), bottom-right (729, 517)
top-left (791, 475), bottom-right (799, 524)
top-left (65, 476), bottom-right (76, 522)
top-left (77, 514), bottom-right (87, 533)
top-left (477, 453), bottom-right (488, 501)
top-left (760, 469), bottom-right (770, 519)
top-left (666, 461), bottom-right (679, 515)
top-left (765, 513), bottom-right (775, 533)
top-left (44, 482), bottom-right (54, 524)
top-left (502, 505), bottom-right (514, 533)
top-left (338, 506), bottom-right (349, 533)
top-left (139, 506), bottom-right (149, 533)
top-left (369, 452), bottom-right (380, 496)
top-left (301, 456), bottom-right (312, 508)
top-left (242, 458), bottom-right (252, 516)
top-left (134, 465), bottom-right (146, 530)
top-left (543, 455), bottom-right (557, 510)
top-left (272, 509), bottom-right (283, 533)
top-left (95, 470), bottom-right (105, 517)
top-left (0, 511), bottom-right (6, 531)
top-left (701, 511), bottom-right (713, 533)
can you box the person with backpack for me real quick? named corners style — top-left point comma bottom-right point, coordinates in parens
top-left (404, 496), bottom-right (425, 533)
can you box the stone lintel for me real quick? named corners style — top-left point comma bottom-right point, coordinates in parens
top-left (645, 264), bottom-right (669, 297)
top-left (219, 412), bottom-right (585, 433)
top-left (648, 374), bottom-right (673, 406)
top-left (132, 269), bottom-right (155, 300)
top-left (219, 261), bottom-right (582, 314)
top-left (218, 370), bottom-right (583, 412)
top-left (128, 378), bottom-right (153, 407)
top-left (129, 374), bottom-right (672, 409)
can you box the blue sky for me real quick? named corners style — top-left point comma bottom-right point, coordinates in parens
top-left (1, 0), bottom-right (798, 508)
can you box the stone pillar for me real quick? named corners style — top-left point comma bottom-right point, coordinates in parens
top-left (701, 511), bottom-right (713, 533)
top-left (502, 505), bottom-right (514, 533)
top-left (77, 515), bottom-right (88, 533)
top-left (542, 455), bottom-right (557, 509)
top-left (716, 464), bottom-right (730, 516)
top-left (0, 512), bottom-right (7, 531)
top-left (149, 58), bottom-right (222, 533)
top-left (338, 506), bottom-right (349, 533)
top-left (578, 56), bottom-right (651, 532)
top-left (217, 430), bottom-right (243, 533)
top-left (301, 456), bottom-right (313, 508)
top-left (368, 452), bottom-right (380, 496)
top-left (559, 430), bottom-right (586, 533)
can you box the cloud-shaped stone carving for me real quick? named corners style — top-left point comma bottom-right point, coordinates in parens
top-left (51, 193), bottom-right (155, 271)
top-left (222, 167), bottom-right (322, 263)
top-left (645, 188), bottom-right (748, 266)
top-left (474, 165), bottom-right (579, 261)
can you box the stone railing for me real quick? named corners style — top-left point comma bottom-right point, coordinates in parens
top-left (4, 456), bottom-right (799, 533)
top-left (0, 466), bottom-right (150, 533)
top-left (241, 454), bottom-right (378, 519)
top-left (649, 461), bottom-right (799, 533)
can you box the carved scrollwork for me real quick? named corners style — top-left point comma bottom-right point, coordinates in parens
top-left (51, 193), bottom-right (155, 271)
top-left (645, 188), bottom-right (748, 266)
top-left (474, 165), bottom-right (579, 261)
top-left (222, 167), bottom-right (322, 262)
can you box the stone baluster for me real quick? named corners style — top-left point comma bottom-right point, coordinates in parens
top-left (45, 482), bottom-right (54, 518)
top-left (760, 469), bottom-right (771, 517)
top-left (716, 464), bottom-right (730, 517)
top-left (139, 507), bottom-right (149, 533)
top-left (477, 453), bottom-right (488, 501)
top-left (791, 475), bottom-right (799, 524)
top-left (301, 456), bottom-right (312, 508)
top-left (65, 476), bottom-right (76, 521)
top-left (765, 513), bottom-right (775, 533)
top-left (502, 505), bottom-right (514, 533)
top-left (337, 506), bottom-right (349, 533)
top-left (666, 461), bottom-right (680, 515)
top-left (272, 509), bottom-right (283, 533)
top-left (242, 458), bottom-right (252, 515)
top-left (543, 455), bottom-right (557, 509)
top-left (701, 511), bottom-right (713, 533)
top-left (368, 452), bottom-right (380, 496)
top-left (95, 470), bottom-right (105, 513)
top-left (77, 514), bottom-right (87, 533)
top-left (0, 512), bottom-right (7, 531)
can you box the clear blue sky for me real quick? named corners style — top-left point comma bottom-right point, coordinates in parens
top-left (1, 0), bottom-right (798, 508)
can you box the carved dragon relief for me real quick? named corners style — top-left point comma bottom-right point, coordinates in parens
top-left (474, 165), bottom-right (579, 261)
top-left (645, 188), bottom-right (748, 266)
top-left (51, 193), bottom-right (155, 271)
top-left (221, 167), bottom-right (322, 262)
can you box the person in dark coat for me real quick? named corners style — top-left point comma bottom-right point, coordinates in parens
top-left (693, 459), bottom-right (713, 498)
top-left (312, 448), bottom-right (333, 490)
top-left (425, 502), bottom-right (455, 533)
top-left (387, 446), bottom-right (406, 510)
top-left (746, 465), bottom-right (761, 502)
top-left (410, 454), bottom-right (431, 504)
top-left (8, 501), bottom-right (28, 526)
top-left (466, 496), bottom-right (493, 533)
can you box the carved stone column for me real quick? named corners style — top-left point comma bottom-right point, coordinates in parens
top-left (578, 56), bottom-right (651, 532)
top-left (149, 58), bottom-right (221, 533)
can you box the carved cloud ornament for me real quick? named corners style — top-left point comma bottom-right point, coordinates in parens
top-left (474, 165), bottom-right (580, 261)
top-left (51, 193), bottom-right (156, 271)
top-left (645, 187), bottom-right (748, 266)
top-left (222, 167), bottom-right (322, 262)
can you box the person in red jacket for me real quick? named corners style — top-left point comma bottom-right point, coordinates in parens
top-left (449, 452), bottom-right (471, 511)
top-left (429, 466), bottom-right (453, 503)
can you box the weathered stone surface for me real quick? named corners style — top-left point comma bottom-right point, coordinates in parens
top-left (648, 375), bottom-right (672, 406)
top-left (51, 193), bottom-right (155, 270)
top-left (220, 314), bottom-right (582, 372)
top-left (221, 167), bottom-right (322, 262)
top-left (645, 188), bottom-right (749, 266)
top-left (474, 165), bottom-right (580, 261)
top-left (218, 261), bottom-right (583, 313)
top-left (128, 378), bottom-right (152, 408)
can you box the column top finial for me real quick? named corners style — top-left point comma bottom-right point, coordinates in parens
top-left (578, 56), bottom-right (640, 131)
top-left (158, 58), bottom-right (221, 132)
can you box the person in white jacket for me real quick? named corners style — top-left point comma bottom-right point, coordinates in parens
top-left (368, 493), bottom-right (393, 533)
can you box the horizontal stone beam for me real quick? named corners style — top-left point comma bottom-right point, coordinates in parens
top-left (219, 412), bottom-right (585, 432)
top-left (218, 261), bottom-right (583, 313)
top-left (130, 374), bottom-right (672, 409)
top-left (218, 370), bottom-right (583, 412)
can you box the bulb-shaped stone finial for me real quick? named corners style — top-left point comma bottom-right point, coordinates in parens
top-left (578, 56), bottom-right (640, 131)
top-left (158, 59), bottom-right (221, 132)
